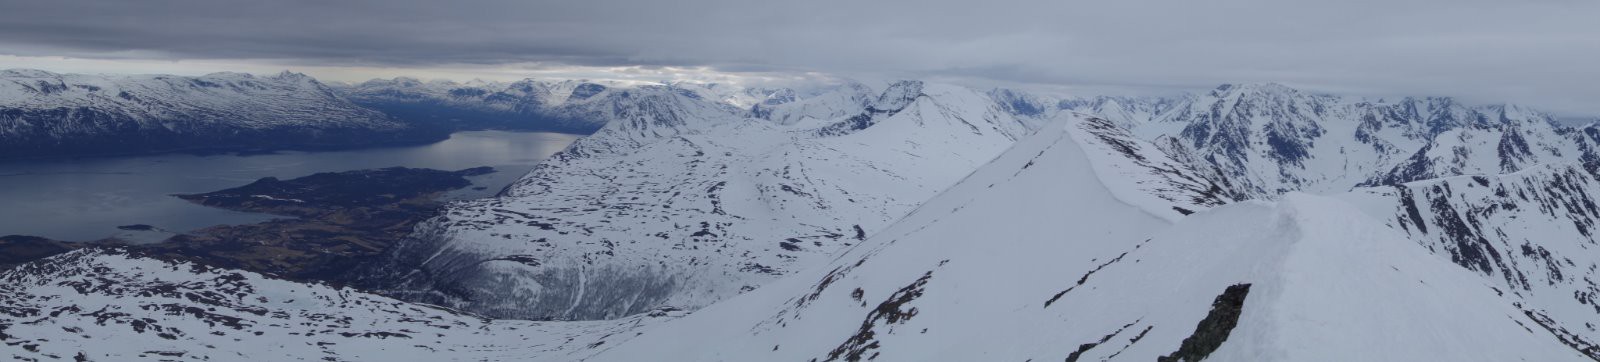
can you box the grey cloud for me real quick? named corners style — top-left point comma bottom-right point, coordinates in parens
top-left (1, 0), bottom-right (1597, 115)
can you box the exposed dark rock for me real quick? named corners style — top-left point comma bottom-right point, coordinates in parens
top-left (1158, 283), bottom-right (1252, 362)
top-left (825, 270), bottom-right (935, 362)
top-left (1063, 320), bottom-right (1139, 362)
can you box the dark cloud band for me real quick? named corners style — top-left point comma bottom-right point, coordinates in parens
top-left (1, 0), bottom-right (1596, 116)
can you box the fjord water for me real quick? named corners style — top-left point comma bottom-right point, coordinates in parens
top-left (0, 131), bottom-right (580, 241)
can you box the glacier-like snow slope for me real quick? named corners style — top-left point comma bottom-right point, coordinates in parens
top-left (592, 120), bottom-right (1586, 361)
top-left (355, 81), bottom-right (1045, 320)
top-left (0, 69), bottom-right (425, 159)
top-left (1341, 162), bottom-right (1600, 358)
top-left (0, 248), bottom-right (678, 361)
top-left (1064, 83), bottom-right (1594, 198)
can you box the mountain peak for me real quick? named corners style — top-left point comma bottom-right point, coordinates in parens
top-left (989, 87), bottom-right (1050, 117)
top-left (759, 88), bottom-right (799, 106)
top-left (871, 80), bottom-right (925, 112)
top-left (566, 82), bottom-right (609, 102)
top-left (271, 70), bottom-right (312, 81)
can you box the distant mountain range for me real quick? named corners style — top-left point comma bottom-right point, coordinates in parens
top-left (0, 69), bottom-right (808, 159)
top-left (0, 69), bottom-right (430, 159)
top-left (6, 72), bottom-right (1600, 360)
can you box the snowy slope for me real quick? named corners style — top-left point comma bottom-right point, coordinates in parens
top-left (591, 120), bottom-right (1586, 361)
top-left (0, 69), bottom-right (424, 158)
top-left (1341, 162), bottom-right (1600, 358)
top-left (354, 81), bottom-right (1044, 320)
top-left (0, 248), bottom-right (679, 361)
top-left (1060, 112), bottom-right (1233, 219)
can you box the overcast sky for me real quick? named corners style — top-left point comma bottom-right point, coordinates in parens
top-left (1, 0), bottom-right (1596, 116)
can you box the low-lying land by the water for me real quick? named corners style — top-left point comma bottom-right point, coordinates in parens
top-left (0, 167), bottom-right (493, 280)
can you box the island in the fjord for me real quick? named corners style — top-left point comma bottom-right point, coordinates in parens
top-left (0, 166), bottom-right (496, 279)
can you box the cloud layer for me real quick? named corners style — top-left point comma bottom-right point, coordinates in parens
top-left (1, 0), bottom-right (1596, 115)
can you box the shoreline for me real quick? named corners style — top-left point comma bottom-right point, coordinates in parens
top-left (0, 166), bottom-right (498, 280)
top-left (0, 127), bottom-right (592, 163)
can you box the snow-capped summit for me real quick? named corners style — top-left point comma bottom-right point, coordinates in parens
top-left (760, 88), bottom-right (800, 107)
top-left (755, 81), bottom-right (874, 125)
top-left (870, 80), bottom-right (925, 113)
top-left (565, 82), bottom-right (608, 102)
top-left (269, 70), bottom-right (315, 82)
top-left (987, 88), bottom-right (1052, 118)
top-left (1051, 94), bottom-right (1177, 131)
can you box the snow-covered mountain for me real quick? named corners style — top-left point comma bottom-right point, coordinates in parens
top-left (590, 119), bottom-right (1587, 361)
top-left (1062, 113), bottom-right (1234, 217)
top-left (0, 69), bottom-right (428, 159)
top-left (1366, 116), bottom-right (1586, 187)
top-left (1073, 83), bottom-right (1593, 198)
top-left (666, 81), bottom-right (802, 111)
top-left (0, 247), bottom-right (678, 361)
top-left (1340, 162), bottom-right (1600, 357)
top-left (1055, 94), bottom-right (1191, 132)
top-left (353, 81), bottom-right (1047, 320)
top-left (755, 82), bottom-right (874, 125)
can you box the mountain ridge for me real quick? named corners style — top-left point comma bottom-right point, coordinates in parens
top-left (0, 69), bottom-right (437, 159)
